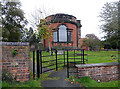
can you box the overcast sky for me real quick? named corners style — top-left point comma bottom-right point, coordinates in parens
top-left (20, 0), bottom-right (118, 40)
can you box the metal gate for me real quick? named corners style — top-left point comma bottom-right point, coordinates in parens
top-left (32, 48), bottom-right (87, 79)
top-left (66, 49), bottom-right (86, 78)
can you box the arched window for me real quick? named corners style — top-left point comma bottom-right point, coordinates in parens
top-left (59, 25), bottom-right (67, 42)
top-left (52, 24), bottom-right (72, 42)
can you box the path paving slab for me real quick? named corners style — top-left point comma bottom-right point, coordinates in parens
top-left (41, 69), bottom-right (84, 88)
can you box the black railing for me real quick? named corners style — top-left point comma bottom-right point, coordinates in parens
top-left (32, 48), bottom-right (87, 79)
top-left (66, 49), bottom-right (86, 78)
top-left (33, 51), bottom-right (35, 80)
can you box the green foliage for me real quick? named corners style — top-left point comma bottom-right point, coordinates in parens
top-left (11, 49), bottom-right (18, 57)
top-left (82, 34), bottom-right (102, 50)
top-left (21, 27), bottom-right (40, 47)
top-left (99, 1), bottom-right (119, 49)
top-left (37, 19), bottom-right (53, 40)
top-left (1, 1), bottom-right (27, 42)
top-left (2, 69), bottom-right (13, 82)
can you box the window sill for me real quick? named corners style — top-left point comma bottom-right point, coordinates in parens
top-left (52, 41), bottom-right (73, 43)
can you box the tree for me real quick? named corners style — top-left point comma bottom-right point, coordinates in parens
top-left (99, 1), bottom-right (119, 49)
top-left (29, 8), bottom-right (54, 52)
top-left (21, 27), bottom-right (40, 47)
top-left (37, 19), bottom-right (53, 52)
top-left (82, 34), bottom-right (102, 51)
top-left (29, 8), bottom-right (53, 29)
top-left (1, 1), bottom-right (27, 42)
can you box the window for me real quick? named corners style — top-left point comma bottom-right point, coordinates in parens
top-left (68, 31), bottom-right (72, 42)
top-left (53, 31), bottom-right (57, 42)
top-left (59, 25), bottom-right (67, 42)
top-left (52, 24), bottom-right (73, 43)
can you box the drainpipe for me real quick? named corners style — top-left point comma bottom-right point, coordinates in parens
top-left (77, 28), bottom-right (78, 48)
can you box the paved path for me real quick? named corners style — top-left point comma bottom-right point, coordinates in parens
top-left (31, 60), bottom-right (85, 88)
top-left (41, 69), bottom-right (84, 88)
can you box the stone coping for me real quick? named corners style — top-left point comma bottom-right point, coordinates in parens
top-left (0, 42), bottom-right (29, 46)
top-left (76, 62), bottom-right (119, 68)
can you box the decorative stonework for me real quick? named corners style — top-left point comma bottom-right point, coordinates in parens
top-left (2, 42), bottom-right (30, 82)
top-left (76, 62), bottom-right (120, 82)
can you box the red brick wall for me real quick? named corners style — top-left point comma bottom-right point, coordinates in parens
top-left (76, 62), bottom-right (120, 82)
top-left (81, 38), bottom-right (89, 51)
top-left (2, 42), bottom-right (30, 82)
top-left (44, 23), bottom-right (78, 47)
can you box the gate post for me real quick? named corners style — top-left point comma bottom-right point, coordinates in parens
top-left (83, 49), bottom-right (85, 64)
top-left (55, 50), bottom-right (58, 71)
top-left (67, 50), bottom-right (69, 78)
top-left (33, 50), bottom-right (35, 80)
top-left (74, 50), bottom-right (75, 67)
top-left (40, 50), bottom-right (42, 74)
top-left (37, 50), bottom-right (40, 78)
top-left (64, 50), bottom-right (65, 67)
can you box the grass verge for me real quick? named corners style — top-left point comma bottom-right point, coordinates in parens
top-left (66, 75), bottom-right (120, 88)
top-left (2, 69), bottom-right (60, 87)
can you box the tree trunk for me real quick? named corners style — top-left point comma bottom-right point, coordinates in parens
top-left (48, 39), bottom-right (52, 55)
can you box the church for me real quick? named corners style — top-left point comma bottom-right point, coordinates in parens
top-left (43, 13), bottom-right (82, 48)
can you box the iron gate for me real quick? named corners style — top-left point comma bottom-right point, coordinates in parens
top-left (32, 48), bottom-right (87, 79)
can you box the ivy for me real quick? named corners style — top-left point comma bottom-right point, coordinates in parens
top-left (12, 49), bottom-right (18, 57)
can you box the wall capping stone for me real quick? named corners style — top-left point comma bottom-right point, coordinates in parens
top-left (1, 42), bottom-right (29, 46)
top-left (76, 62), bottom-right (119, 68)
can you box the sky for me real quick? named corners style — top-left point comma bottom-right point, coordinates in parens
top-left (20, 0), bottom-right (118, 40)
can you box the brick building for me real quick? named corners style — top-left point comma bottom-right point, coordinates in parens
top-left (81, 38), bottom-right (89, 51)
top-left (43, 13), bottom-right (82, 48)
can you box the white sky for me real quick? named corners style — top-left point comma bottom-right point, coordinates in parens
top-left (20, 0), bottom-right (118, 40)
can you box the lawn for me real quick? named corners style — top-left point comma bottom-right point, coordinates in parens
top-left (30, 50), bottom-right (118, 69)
top-left (66, 76), bottom-right (120, 88)
top-left (85, 51), bottom-right (118, 64)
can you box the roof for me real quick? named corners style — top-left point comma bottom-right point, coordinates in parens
top-left (45, 13), bottom-right (77, 19)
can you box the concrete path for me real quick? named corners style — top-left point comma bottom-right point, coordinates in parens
top-left (41, 69), bottom-right (85, 88)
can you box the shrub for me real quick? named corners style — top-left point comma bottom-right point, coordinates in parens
top-left (2, 69), bottom-right (13, 82)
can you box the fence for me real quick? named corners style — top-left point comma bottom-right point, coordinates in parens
top-left (32, 48), bottom-right (87, 79)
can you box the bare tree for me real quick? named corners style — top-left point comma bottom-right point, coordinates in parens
top-left (28, 8), bottom-right (55, 54)
top-left (28, 8), bottom-right (55, 29)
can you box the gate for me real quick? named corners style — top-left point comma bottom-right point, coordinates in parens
top-left (32, 48), bottom-right (87, 79)
top-left (66, 49), bottom-right (86, 78)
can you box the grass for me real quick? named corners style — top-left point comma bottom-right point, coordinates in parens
top-left (66, 76), bottom-right (120, 88)
top-left (85, 51), bottom-right (118, 64)
top-left (30, 50), bottom-right (118, 69)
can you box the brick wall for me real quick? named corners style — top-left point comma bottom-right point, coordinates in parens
top-left (2, 42), bottom-right (30, 82)
top-left (76, 62), bottom-right (120, 82)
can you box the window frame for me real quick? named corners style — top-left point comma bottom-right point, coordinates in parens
top-left (52, 24), bottom-right (73, 43)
